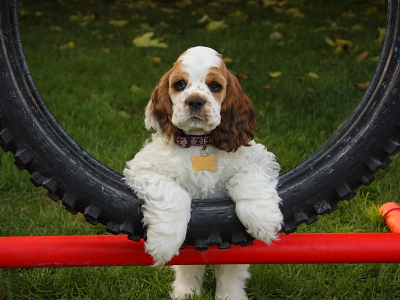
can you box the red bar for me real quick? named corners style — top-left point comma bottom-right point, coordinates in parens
top-left (1, 233), bottom-right (400, 268)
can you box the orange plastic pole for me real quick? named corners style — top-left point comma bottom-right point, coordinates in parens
top-left (1, 233), bottom-right (400, 268)
top-left (380, 202), bottom-right (400, 233)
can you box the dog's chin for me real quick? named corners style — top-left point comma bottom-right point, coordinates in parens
top-left (173, 116), bottom-right (218, 135)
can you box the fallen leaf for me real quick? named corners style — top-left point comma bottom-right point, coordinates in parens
top-left (118, 110), bottom-right (131, 119)
top-left (273, 23), bottom-right (285, 29)
top-left (270, 31), bottom-right (283, 41)
top-left (197, 14), bottom-right (211, 24)
top-left (355, 51), bottom-right (369, 62)
top-left (351, 24), bottom-right (363, 31)
top-left (159, 21), bottom-right (169, 27)
top-left (370, 56), bottom-right (380, 63)
top-left (335, 38), bottom-right (355, 53)
top-left (133, 32), bottom-right (168, 48)
top-left (236, 71), bottom-right (249, 79)
top-left (341, 10), bottom-right (355, 17)
top-left (228, 10), bottom-right (248, 21)
top-left (69, 14), bottom-right (95, 23)
top-left (140, 23), bottom-right (153, 31)
top-left (59, 41), bottom-right (74, 50)
top-left (206, 20), bottom-right (228, 31)
top-left (176, 0), bottom-right (192, 8)
top-left (146, 56), bottom-right (162, 63)
top-left (223, 57), bottom-right (233, 63)
top-left (130, 84), bottom-right (142, 92)
top-left (109, 20), bottom-right (129, 27)
top-left (269, 71), bottom-right (282, 78)
top-left (324, 37), bottom-right (336, 47)
top-left (285, 7), bottom-right (305, 19)
top-left (376, 28), bottom-right (386, 44)
top-left (262, 85), bottom-right (274, 90)
top-left (263, 0), bottom-right (280, 7)
top-left (356, 81), bottom-right (370, 89)
top-left (366, 6), bottom-right (378, 14)
top-left (308, 72), bottom-right (319, 79)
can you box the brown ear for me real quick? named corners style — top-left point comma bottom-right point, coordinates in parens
top-left (145, 69), bottom-right (178, 140)
top-left (211, 73), bottom-right (257, 152)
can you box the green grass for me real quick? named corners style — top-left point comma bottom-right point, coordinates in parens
top-left (1, 0), bottom-right (399, 299)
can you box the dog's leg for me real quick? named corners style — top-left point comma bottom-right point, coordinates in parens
top-left (226, 163), bottom-right (283, 244)
top-left (170, 265), bottom-right (206, 300)
top-left (142, 183), bottom-right (192, 266)
top-left (124, 166), bottom-right (192, 266)
top-left (214, 264), bottom-right (250, 300)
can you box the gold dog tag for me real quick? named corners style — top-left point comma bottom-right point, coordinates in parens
top-left (192, 154), bottom-right (217, 172)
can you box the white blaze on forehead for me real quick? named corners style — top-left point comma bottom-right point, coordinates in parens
top-left (177, 46), bottom-right (222, 81)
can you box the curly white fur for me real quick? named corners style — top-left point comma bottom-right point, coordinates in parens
top-left (123, 46), bottom-right (283, 300)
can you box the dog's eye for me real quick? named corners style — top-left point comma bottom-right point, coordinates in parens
top-left (209, 82), bottom-right (222, 93)
top-left (174, 80), bottom-right (186, 91)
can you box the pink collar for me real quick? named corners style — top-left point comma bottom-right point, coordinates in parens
top-left (175, 132), bottom-right (212, 148)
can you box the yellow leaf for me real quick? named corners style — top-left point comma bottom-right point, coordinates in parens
top-left (133, 32), bottom-right (168, 48)
top-left (59, 41), bottom-right (74, 50)
top-left (376, 28), bottom-right (386, 44)
top-left (109, 20), bottom-right (129, 27)
top-left (269, 71), bottom-right (282, 78)
top-left (263, 0), bottom-right (280, 7)
top-left (324, 37), bottom-right (336, 47)
top-left (355, 51), bottom-right (369, 62)
top-left (228, 10), bottom-right (248, 21)
top-left (366, 6), bottom-right (378, 14)
top-left (130, 84), bottom-right (142, 92)
top-left (118, 110), bottom-right (131, 119)
top-left (206, 20), bottom-right (228, 31)
top-left (341, 10), bottom-right (355, 17)
top-left (335, 38), bottom-right (355, 52)
top-left (273, 23), bottom-right (285, 29)
top-left (356, 81), bottom-right (370, 89)
top-left (308, 72), bottom-right (319, 79)
top-left (285, 8), bottom-right (305, 19)
top-left (223, 57), bottom-right (233, 63)
top-left (262, 84), bottom-right (274, 90)
top-left (236, 71), bottom-right (249, 79)
top-left (270, 31), bottom-right (283, 41)
top-left (197, 14), bottom-right (211, 24)
top-left (146, 56), bottom-right (162, 63)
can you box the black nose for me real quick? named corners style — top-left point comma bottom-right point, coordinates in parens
top-left (187, 97), bottom-right (205, 111)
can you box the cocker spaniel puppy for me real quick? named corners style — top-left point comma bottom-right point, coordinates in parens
top-left (123, 46), bottom-right (283, 300)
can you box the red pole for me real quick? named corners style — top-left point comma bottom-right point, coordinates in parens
top-left (380, 202), bottom-right (400, 233)
top-left (1, 233), bottom-right (400, 268)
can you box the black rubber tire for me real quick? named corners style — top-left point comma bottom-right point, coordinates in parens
top-left (1, 0), bottom-right (400, 250)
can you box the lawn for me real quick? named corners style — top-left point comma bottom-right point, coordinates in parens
top-left (1, 0), bottom-right (399, 299)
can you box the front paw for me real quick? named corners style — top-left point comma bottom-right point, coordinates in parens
top-left (235, 199), bottom-right (283, 244)
top-left (145, 228), bottom-right (186, 267)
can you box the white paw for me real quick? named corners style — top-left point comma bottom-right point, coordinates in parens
top-left (145, 228), bottom-right (186, 266)
top-left (170, 291), bottom-right (197, 300)
top-left (235, 198), bottom-right (283, 244)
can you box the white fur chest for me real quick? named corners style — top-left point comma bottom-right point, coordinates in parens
top-left (126, 135), bottom-right (246, 200)
top-left (173, 146), bottom-right (235, 199)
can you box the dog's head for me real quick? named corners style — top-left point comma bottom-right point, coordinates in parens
top-left (145, 46), bottom-right (257, 152)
